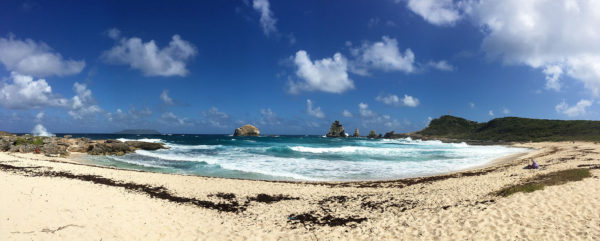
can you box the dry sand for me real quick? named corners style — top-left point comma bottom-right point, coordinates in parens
top-left (1, 142), bottom-right (599, 240)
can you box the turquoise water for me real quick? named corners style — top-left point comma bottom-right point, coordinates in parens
top-left (74, 134), bottom-right (528, 181)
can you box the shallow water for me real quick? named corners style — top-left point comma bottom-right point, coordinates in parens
top-left (68, 134), bottom-right (529, 181)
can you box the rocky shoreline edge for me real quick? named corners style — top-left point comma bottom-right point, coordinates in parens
top-left (0, 132), bottom-right (166, 157)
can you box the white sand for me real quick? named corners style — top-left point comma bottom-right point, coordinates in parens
top-left (1, 142), bottom-right (599, 240)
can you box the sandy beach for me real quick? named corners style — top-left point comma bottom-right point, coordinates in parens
top-left (1, 141), bottom-right (599, 240)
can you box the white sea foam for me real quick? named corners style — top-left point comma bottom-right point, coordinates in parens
top-left (96, 137), bottom-right (529, 181)
top-left (117, 138), bottom-right (164, 143)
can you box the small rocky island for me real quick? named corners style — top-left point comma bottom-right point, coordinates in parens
top-left (326, 120), bottom-right (346, 137)
top-left (233, 124), bottom-right (260, 136)
top-left (0, 132), bottom-right (166, 157)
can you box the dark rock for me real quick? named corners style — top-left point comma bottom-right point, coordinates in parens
top-left (384, 131), bottom-right (395, 139)
top-left (326, 120), bottom-right (346, 137)
top-left (87, 142), bottom-right (132, 156)
top-left (367, 130), bottom-right (377, 138)
top-left (233, 124), bottom-right (260, 136)
top-left (125, 141), bottom-right (165, 150)
top-left (40, 142), bottom-right (69, 157)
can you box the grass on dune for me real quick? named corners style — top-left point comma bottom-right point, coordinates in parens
top-left (496, 168), bottom-right (592, 197)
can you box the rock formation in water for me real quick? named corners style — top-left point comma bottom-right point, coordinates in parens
top-left (367, 130), bottom-right (377, 138)
top-left (233, 124), bottom-right (260, 136)
top-left (326, 121), bottom-right (346, 137)
top-left (353, 129), bottom-right (360, 137)
top-left (384, 131), bottom-right (395, 139)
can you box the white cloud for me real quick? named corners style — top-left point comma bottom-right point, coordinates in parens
top-left (259, 108), bottom-right (281, 125)
top-left (0, 72), bottom-right (68, 109)
top-left (342, 110), bottom-right (353, 117)
top-left (469, 102), bottom-right (475, 108)
top-left (106, 28), bottom-right (121, 40)
top-left (306, 99), bottom-right (325, 118)
top-left (0, 36), bottom-right (85, 77)
top-left (32, 124), bottom-right (54, 137)
top-left (353, 36), bottom-right (416, 73)
top-left (406, 1), bottom-right (600, 97)
top-left (555, 99), bottom-right (592, 117)
top-left (252, 0), bottom-right (277, 36)
top-left (428, 60), bottom-right (454, 71)
top-left (375, 93), bottom-right (419, 107)
top-left (289, 50), bottom-right (354, 94)
top-left (502, 107), bottom-right (510, 115)
top-left (401, 95), bottom-right (420, 107)
top-left (35, 112), bottom-right (44, 122)
top-left (68, 82), bottom-right (102, 120)
top-left (102, 31), bottom-right (197, 77)
top-left (160, 89), bottom-right (174, 105)
top-left (406, 0), bottom-right (463, 26)
top-left (202, 107), bottom-right (230, 128)
top-left (161, 112), bottom-right (187, 125)
top-left (488, 110), bottom-right (494, 116)
top-left (543, 65), bottom-right (563, 91)
top-left (375, 94), bottom-right (400, 105)
top-left (358, 102), bottom-right (401, 129)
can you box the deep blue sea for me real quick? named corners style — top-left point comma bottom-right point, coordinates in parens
top-left (57, 134), bottom-right (528, 181)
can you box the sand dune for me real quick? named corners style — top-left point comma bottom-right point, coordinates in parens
top-left (1, 142), bottom-right (599, 240)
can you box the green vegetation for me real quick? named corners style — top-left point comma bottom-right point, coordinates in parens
top-left (496, 168), bottom-right (592, 197)
top-left (419, 115), bottom-right (600, 142)
top-left (14, 137), bottom-right (44, 146)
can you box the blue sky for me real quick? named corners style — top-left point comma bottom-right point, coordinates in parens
top-left (1, 0), bottom-right (599, 134)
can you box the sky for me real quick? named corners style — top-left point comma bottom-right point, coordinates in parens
top-left (1, 0), bottom-right (600, 135)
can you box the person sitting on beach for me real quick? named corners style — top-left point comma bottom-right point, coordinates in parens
top-left (526, 161), bottom-right (539, 169)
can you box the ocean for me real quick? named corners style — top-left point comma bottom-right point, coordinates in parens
top-left (62, 134), bottom-right (529, 181)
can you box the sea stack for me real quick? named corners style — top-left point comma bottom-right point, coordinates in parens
top-left (326, 120), bottom-right (345, 137)
top-left (367, 130), bottom-right (377, 138)
top-left (233, 124), bottom-right (260, 136)
top-left (353, 129), bottom-right (360, 137)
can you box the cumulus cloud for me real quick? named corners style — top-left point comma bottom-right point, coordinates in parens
top-left (161, 112), bottom-right (187, 125)
top-left (428, 60), bottom-right (454, 71)
top-left (252, 0), bottom-right (277, 36)
top-left (375, 94), bottom-right (420, 107)
top-left (68, 82), bottom-right (102, 120)
top-left (160, 89), bottom-right (174, 105)
top-left (106, 107), bottom-right (152, 123)
top-left (288, 50), bottom-right (354, 94)
top-left (306, 99), bottom-right (325, 118)
top-left (488, 110), bottom-right (494, 116)
top-left (202, 107), bottom-right (230, 128)
top-left (406, 0), bottom-right (463, 26)
top-left (342, 110), bottom-right (353, 118)
top-left (259, 108), bottom-right (281, 125)
top-left (555, 99), bottom-right (592, 117)
top-left (0, 36), bottom-right (85, 77)
top-left (352, 36), bottom-right (416, 74)
top-left (102, 31), bottom-right (197, 77)
top-left (0, 72), bottom-right (68, 109)
top-left (32, 124), bottom-right (54, 137)
top-left (358, 102), bottom-right (400, 129)
top-left (502, 107), bottom-right (510, 115)
top-left (406, 0), bottom-right (600, 96)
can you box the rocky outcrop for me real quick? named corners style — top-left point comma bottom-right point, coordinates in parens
top-left (353, 129), bottom-right (360, 137)
top-left (125, 141), bottom-right (164, 151)
top-left (233, 124), bottom-right (260, 136)
top-left (0, 131), bottom-right (15, 137)
top-left (0, 135), bottom-right (166, 157)
top-left (326, 121), bottom-right (346, 137)
top-left (367, 130), bottom-right (377, 138)
top-left (384, 131), bottom-right (395, 139)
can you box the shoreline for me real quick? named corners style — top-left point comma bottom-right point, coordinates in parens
top-left (1, 141), bottom-right (599, 240)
